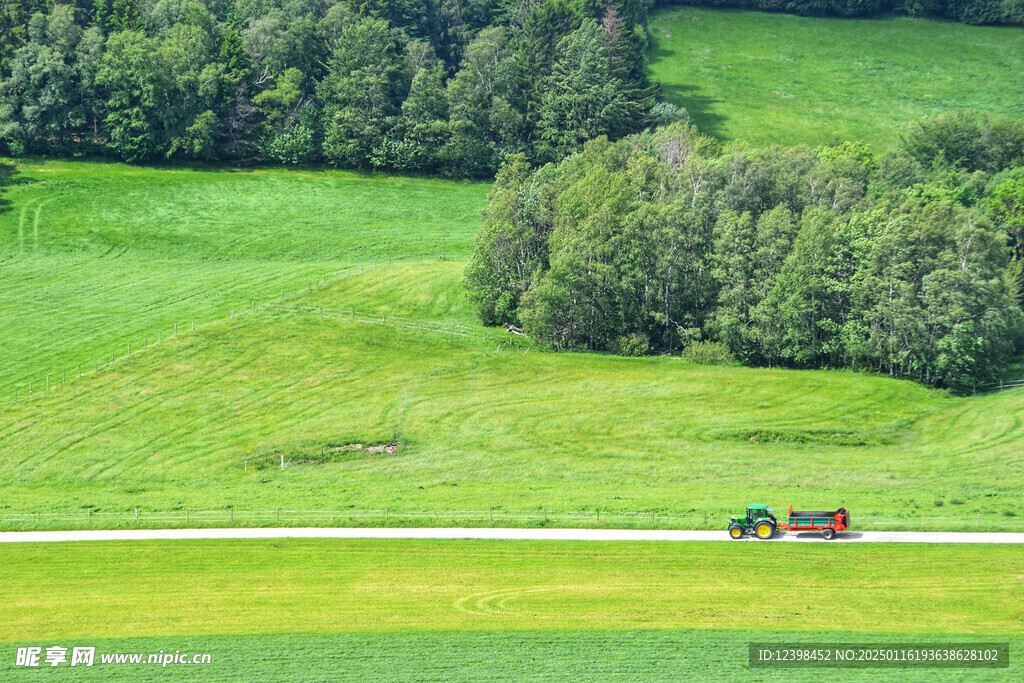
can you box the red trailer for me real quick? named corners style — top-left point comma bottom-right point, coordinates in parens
top-left (778, 505), bottom-right (850, 539)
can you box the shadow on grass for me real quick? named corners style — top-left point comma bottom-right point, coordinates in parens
top-left (10, 154), bottom-right (491, 187)
top-left (658, 83), bottom-right (730, 141)
top-left (0, 161), bottom-right (16, 216)
top-left (648, 24), bottom-right (729, 138)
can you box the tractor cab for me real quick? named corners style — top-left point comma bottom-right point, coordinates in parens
top-left (748, 504), bottom-right (776, 524)
top-left (728, 504), bottom-right (778, 539)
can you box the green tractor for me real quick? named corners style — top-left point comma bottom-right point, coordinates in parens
top-left (727, 504), bottom-right (778, 540)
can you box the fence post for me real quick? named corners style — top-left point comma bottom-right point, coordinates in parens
top-left (87, 509), bottom-right (91, 525)
top-left (174, 324), bottom-right (177, 337)
top-left (135, 507), bottom-right (139, 523)
top-left (62, 370), bottom-right (65, 385)
top-left (385, 508), bottom-right (389, 523)
top-left (704, 511), bottom-right (707, 526)
top-left (192, 321), bottom-right (195, 331)
top-left (186, 509), bottom-right (189, 524)
top-left (280, 455), bottom-right (284, 469)
top-left (231, 508), bottom-right (234, 523)
top-left (921, 512), bottom-right (925, 530)
top-left (433, 508), bottom-right (438, 521)
top-left (596, 509), bottom-right (600, 523)
top-left (489, 507), bottom-right (492, 523)
top-left (976, 512), bottom-right (980, 527)
top-left (78, 363), bottom-right (81, 379)
top-left (277, 507), bottom-right (280, 522)
top-left (652, 510), bottom-right (656, 524)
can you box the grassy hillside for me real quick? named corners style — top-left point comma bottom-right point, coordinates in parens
top-left (1, 271), bottom-right (1022, 527)
top-left (0, 160), bottom-right (489, 398)
top-left (1, 160), bottom-right (1022, 530)
top-left (648, 8), bottom-right (1024, 149)
top-left (0, 539), bottom-right (1020, 679)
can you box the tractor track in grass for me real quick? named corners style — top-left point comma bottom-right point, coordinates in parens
top-left (1, 528), bottom-right (1023, 544)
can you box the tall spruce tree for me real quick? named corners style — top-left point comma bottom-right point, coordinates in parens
top-left (318, 16), bottom-right (405, 167)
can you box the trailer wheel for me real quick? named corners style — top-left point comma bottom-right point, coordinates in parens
top-left (755, 521), bottom-right (774, 539)
top-left (728, 524), bottom-right (744, 539)
top-left (821, 528), bottom-right (835, 540)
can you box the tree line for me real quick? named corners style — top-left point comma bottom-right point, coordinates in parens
top-left (656, 0), bottom-right (1024, 25)
top-left (466, 112), bottom-right (1024, 389)
top-left (0, 0), bottom-right (664, 176)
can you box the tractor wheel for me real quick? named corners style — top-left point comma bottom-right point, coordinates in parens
top-left (755, 521), bottom-right (774, 539)
top-left (728, 524), bottom-right (744, 540)
top-left (821, 528), bottom-right (835, 540)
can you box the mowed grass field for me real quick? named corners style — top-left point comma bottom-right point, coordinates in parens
top-left (0, 160), bottom-right (1022, 529)
top-left (648, 8), bottom-right (1024, 149)
top-left (0, 539), bottom-right (1020, 679)
top-left (0, 276), bottom-right (1022, 527)
top-left (0, 159), bottom-right (489, 398)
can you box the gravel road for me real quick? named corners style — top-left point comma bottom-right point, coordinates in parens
top-left (1, 528), bottom-right (1022, 543)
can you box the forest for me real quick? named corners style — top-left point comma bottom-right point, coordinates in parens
top-left (466, 113), bottom-right (1024, 389)
top-left (1, 1), bottom-right (1019, 173)
top-left (0, 0), bottom-right (662, 176)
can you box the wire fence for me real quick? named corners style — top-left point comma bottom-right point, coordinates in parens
top-left (0, 252), bottom-right (495, 409)
top-left (0, 507), bottom-right (1018, 532)
top-left (975, 378), bottom-right (1024, 394)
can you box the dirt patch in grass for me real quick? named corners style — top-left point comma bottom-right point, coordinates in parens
top-left (736, 429), bottom-right (882, 447)
top-left (247, 440), bottom-right (401, 470)
top-left (329, 442), bottom-right (398, 456)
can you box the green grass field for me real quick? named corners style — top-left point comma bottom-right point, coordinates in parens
top-left (0, 284), bottom-right (1022, 528)
top-left (0, 159), bottom-right (489, 398)
top-left (8, 631), bottom-right (1016, 682)
top-left (0, 539), bottom-right (1020, 679)
top-left (0, 159), bottom-right (1022, 530)
top-left (648, 8), bottom-right (1024, 149)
